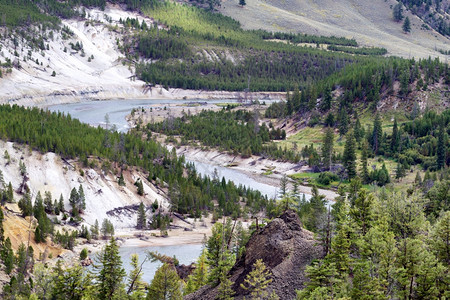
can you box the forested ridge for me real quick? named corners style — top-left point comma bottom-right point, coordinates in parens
top-left (147, 108), bottom-right (301, 162)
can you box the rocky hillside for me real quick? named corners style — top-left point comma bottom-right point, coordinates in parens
top-left (185, 210), bottom-right (324, 299)
top-left (0, 140), bottom-right (167, 231)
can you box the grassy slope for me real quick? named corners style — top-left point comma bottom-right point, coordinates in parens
top-left (220, 0), bottom-right (449, 59)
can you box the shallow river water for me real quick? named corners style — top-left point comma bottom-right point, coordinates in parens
top-left (48, 98), bottom-right (299, 283)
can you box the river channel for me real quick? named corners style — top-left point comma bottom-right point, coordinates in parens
top-left (47, 98), bottom-right (302, 283)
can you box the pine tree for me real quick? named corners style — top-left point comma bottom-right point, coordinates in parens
top-left (402, 16), bottom-right (411, 33)
top-left (58, 194), bottom-right (65, 212)
top-left (78, 185), bottom-right (86, 211)
top-left (391, 118), bottom-right (400, 153)
top-left (350, 189), bottom-right (374, 235)
top-left (437, 118), bottom-right (446, 169)
top-left (1, 237), bottom-right (14, 274)
top-left (395, 162), bottom-right (406, 180)
top-left (216, 271), bottom-right (235, 300)
top-left (135, 179), bottom-right (144, 196)
top-left (97, 237), bottom-right (126, 299)
top-left (69, 187), bottom-right (79, 216)
top-left (430, 211), bottom-right (450, 265)
top-left (118, 172), bottom-right (125, 186)
top-left (414, 171), bottom-right (422, 186)
top-left (360, 141), bottom-right (370, 184)
top-left (320, 86), bottom-right (332, 111)
top-left (137, 202), bottom-right (146, 229)
top-left (91, 219), bottom-right (100, 239)
top-left (18, 192), bottom-right (32, 217)
top-left (240, 259), bottom-right (273, 299)
top-left (206, 221), bottom-right (235, 285)
top-left (303, 185), bottom-right (326, 233)
top-left (147, 263), bottom-right (182, 300)
top-left (279, 174), bottom-right (288, 197)
top-left (127, 254), bottom-right (146, 299)
top-left (185, 250), bottom-right (208, 295)
top-left (371, 114), bottom-right (383, 154)
top-left (321, 127), bottom-right (334, 170)
top-left (393, 3), bottom-right (404, 22)
top-left (0, 207), bottom-right (4, 243)
top-left (343, 130), bottom-right (357, 179)
top-left (328, 199), bottom-right (352, 277)
top-left (53, 263), bottom-right (88, 300)
top-left (6, 182), bottom-right (13, 203)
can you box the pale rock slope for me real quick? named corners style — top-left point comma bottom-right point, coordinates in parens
top-left (0, 141), bottom-right (167, 230)
top-left (0, 5), bottom-right (151, 106)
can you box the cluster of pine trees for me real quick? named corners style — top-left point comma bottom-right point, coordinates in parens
top-left (297, 180), bottom-right (449, 299)
top-left (146, 108), bottom-right (298, 162)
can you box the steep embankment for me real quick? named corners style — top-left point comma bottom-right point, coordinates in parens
top-left (220, 0), bottom-right (449, 59)
top-left (0, 5), bottom-right (149, 106)
top-left (0, 140), bottom-right (166, 230)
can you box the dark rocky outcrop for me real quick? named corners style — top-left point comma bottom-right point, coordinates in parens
top-left (176, 263), bottom-right (196, 280)
top-left (184, 210), bottom-right (324, 300)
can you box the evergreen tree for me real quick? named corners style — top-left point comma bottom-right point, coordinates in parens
top-left (391, 118), bottom-right (400, 153)
top-left (393, 3), bottom-right (404, 22)
top-left (6, 182), bottom-right (14, 203)
top-left (58, 194), bottom-right (65, 212)
top-left (135, 179), bottom-right (144, 196)
top-left (53, 263), bottom-right (88, 300)
top-left (91, 219), bottom-right (100, 239)
top-left (101, 219), bottom-right (115, 239)
top-left (350, 189), bottom-right (374, 235)
top-left (206, 221), bottom-right (235, 285)
top-left (343, 130), bottom-right (357, 179)
top-left (414, 171), bottom-right (422, 186)
top-left (78, 185), bottom-right (86, 211)
top-left (430, 211), bottom-right (450, 265)
top-left (127, 254), bottom-right (146, 299)
top-left (69, 187), bottom-right (79, 217)
top-left (279, 174), bottom-right (288, 197)
top-left (303, 185), bottom-right (326, 233)
top-left (147, 263), bottom-right (182, 300)
top-left (437, 118), bottom-right (446, 169)
top-left (18, 192), bottom-right (33, 217)
top-left (371, 114), bottom-right (383, 154)
top-left (360, 141), bottom-right (370, 184)
top-left (184, 250), bottom-right (208, 295)
top-left (321, 127), bottom-right (334, 170)
top-left (240, 259), bottom-right (273, 299)
top-left (320, 86), bottom-right (332, 111)
top-left (44, 191), bottom-right (53, 214)
top-left (137, 202), bottom-right (147, 229)
top-left (97, 237), bottom-right (126, 299)
top-left (216, 272), bottom-right (234, 300)
top-left (395, 162), bottom-right (406, 180)
top-left (402, 16), bottom-right (411, 33)
top-left (118, 172), bottom-right (125, 186)
top-left (0, 207), bottom-right (4, 242)
top-left (1, 237), bottom-right (14, 274)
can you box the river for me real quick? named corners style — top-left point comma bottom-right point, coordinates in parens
top-left (47, 98), bottom-right (286, 199)
top-left (48, 98), bottom-right (301, 284)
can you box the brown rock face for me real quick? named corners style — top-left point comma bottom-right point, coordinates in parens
top-left (185, 210), bottom-right (324, 300)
